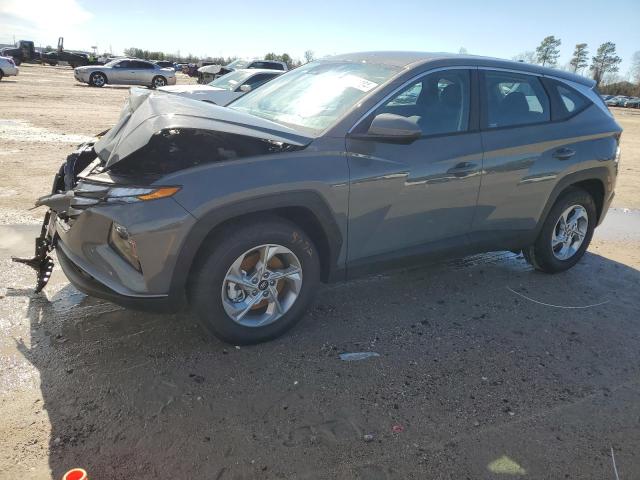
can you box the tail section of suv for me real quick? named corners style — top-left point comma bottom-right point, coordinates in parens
top-left (18, 52), bottom-right (621, 344)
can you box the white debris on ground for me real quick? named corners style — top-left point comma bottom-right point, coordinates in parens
top-left (0, 119), bottom-right (92, 144)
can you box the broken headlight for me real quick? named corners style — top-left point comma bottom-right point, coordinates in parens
top-left (104, 186), bottom-right (181, 203)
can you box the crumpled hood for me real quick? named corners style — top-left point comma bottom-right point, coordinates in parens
top-left (94, 88), bottom-right (312, 168)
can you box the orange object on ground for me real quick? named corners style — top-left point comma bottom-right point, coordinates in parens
top-left (62, 468), bottom-right (87, 480)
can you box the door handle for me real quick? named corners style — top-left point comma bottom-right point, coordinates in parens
top-left (553, 148), bottom-right (576, 160)
top-left (447, 162), bottom-right (478, 177)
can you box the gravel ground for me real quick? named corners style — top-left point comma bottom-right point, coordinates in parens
top-left (1, 64), bottom-right (639, 479)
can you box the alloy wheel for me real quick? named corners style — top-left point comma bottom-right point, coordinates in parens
top-left (93, 74), bottom-right (105, 87)
top-left (221, 244), bottom-right (303, 327)
top-left (551, 205), bottom-right (589, 260)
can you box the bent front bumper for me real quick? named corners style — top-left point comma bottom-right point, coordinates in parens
top-left (56, 243), bottom-right (183, 312)
top-left (53, 194), bottom-right (196, 312)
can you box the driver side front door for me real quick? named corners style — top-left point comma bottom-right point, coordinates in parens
top-left (346, 68), bottom-right (483, 270)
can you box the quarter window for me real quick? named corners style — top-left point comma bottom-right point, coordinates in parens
top-left (376, 69), bottom-right (470, 136)
top-left (556, 84), bottom-right (590, 117)
top-left (484, 71), bottom-right (550, 128)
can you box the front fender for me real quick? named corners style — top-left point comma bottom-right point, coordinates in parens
top-left (168, 191), bottom-right (346, 296)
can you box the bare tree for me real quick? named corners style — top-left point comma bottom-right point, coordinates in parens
top-left (569, 43), bottom-right (589, 73)
top-left (304, 50), bottom-right (315, 63)
top-left (631, 51), bottom-right (640, 83)
top-left (535, 35), bottom-right (562, 66)
top-left (590, 42), bottom-right (622, 86)
top-left (459, 47), bottom-right (468, 55)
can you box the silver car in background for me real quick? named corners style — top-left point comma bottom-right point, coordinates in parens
top-left (158, 68), bottom-right (283, 105)
top-left (0, 55), bottom-right (19, 81)
top-left (74, 58), bottom-right (177, 88)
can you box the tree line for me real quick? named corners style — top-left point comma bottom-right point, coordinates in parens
top-left (121, 47), bottom-right (315, 69)
top-left (512, 36), bottom-right (640, 93)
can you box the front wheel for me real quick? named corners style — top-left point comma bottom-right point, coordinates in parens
top-left (89, 72), bottom-right (106, 87)
top-left (523, 187), bottom-right (597, 273)
top-left (189, 218), bottom-right (320, 344)
top-left (151, 75), bottom-right (167, 88)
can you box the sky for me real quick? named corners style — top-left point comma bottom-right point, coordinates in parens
top-left (1, 0), bottom-right (639, 78)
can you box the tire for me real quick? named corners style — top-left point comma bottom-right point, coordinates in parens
top-left (189, 217), bottom-right (320, 344)
top-left (0, 70), bottom-right (3, 82)
top-left (523, 187), bottom-right (596, 273)
top-left (89, 72), bottom-right (106, 87)
top-left (13, 57), bottom-right (21, 66)
top-left (151, 75), bottom-right (167, 88)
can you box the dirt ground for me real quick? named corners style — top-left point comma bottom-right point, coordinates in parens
top-left (1, 64), bottom-right (639, 479)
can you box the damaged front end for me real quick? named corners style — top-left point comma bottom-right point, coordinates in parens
top-left (12, 141), bottom-right (100, 292)
top-left (14, 89), bottom-right (311, 294)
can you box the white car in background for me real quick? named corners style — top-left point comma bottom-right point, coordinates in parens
top-left (0, 56), bottom-right (19, 81)
top-left (158, 68), bottom-right (284, 105)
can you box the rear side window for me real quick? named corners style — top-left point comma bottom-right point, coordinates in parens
top-left (253, 61), bottom-right (284, 71)
top-left (484, 71), bottom-right (550, 128)
top-left (543, 79), bottom-right (591, 120)
top-left (131, 61), bottom-right (154, 69)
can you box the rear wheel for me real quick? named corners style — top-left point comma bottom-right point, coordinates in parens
top-left (189, 218), bottom-right (320, 344)
top-left (523, 187), bottom-right (596, 273)
top-left (151, 75), bottom-right (167, 88)
top-left (89, 72), bottom-right (106, 87)
top-left (0, 70), bottom-right (3, 81)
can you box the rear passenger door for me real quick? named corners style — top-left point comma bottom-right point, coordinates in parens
top-left (128, 60), bottom-right (155, 85)
top-left (474, 69), bottom-right (563, 242)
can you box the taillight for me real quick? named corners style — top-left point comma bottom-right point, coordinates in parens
top-left (8, 58), bottom-right (15, 66)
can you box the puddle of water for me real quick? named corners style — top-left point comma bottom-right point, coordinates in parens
top-left (0, 119), bottom-right (92, 144)
top-left (594, 208), bottom-right (640, 241)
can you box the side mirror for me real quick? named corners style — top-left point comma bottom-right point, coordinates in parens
top-left (239, 84), bottom-right (252, 93)
top-left (365, 113), bottom-right (422, 141)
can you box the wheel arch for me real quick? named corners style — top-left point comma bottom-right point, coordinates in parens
top-left (170, 192), bottom-right (345, 298)
top-left (152, 74), bottom-right (167, 87)
top-left (536, 166), bottom-right (610, 235)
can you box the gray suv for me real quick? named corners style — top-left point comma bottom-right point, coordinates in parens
top-left (19, 52), bottom-right (622, 344)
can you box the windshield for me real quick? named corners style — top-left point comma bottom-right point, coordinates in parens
top-left (226, 59), bottom-right (250, 69)
top-left (230, 61), bottom-right (400, 134)
top-left (208, 70), bottom-right (254, 90)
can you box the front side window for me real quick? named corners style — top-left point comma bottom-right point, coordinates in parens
top-left (240, 73), bottom-right (279, 90)
top-left (376, 69), bottom-right (470, 136)
top-left (230, 61), bottom-right (400, 135)
top-left (226, 59), bottom-right (250, 70)
top-left (208, 70), bottom-right (255, 90)
top-left (484, 71), bottom-right (550, 128)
